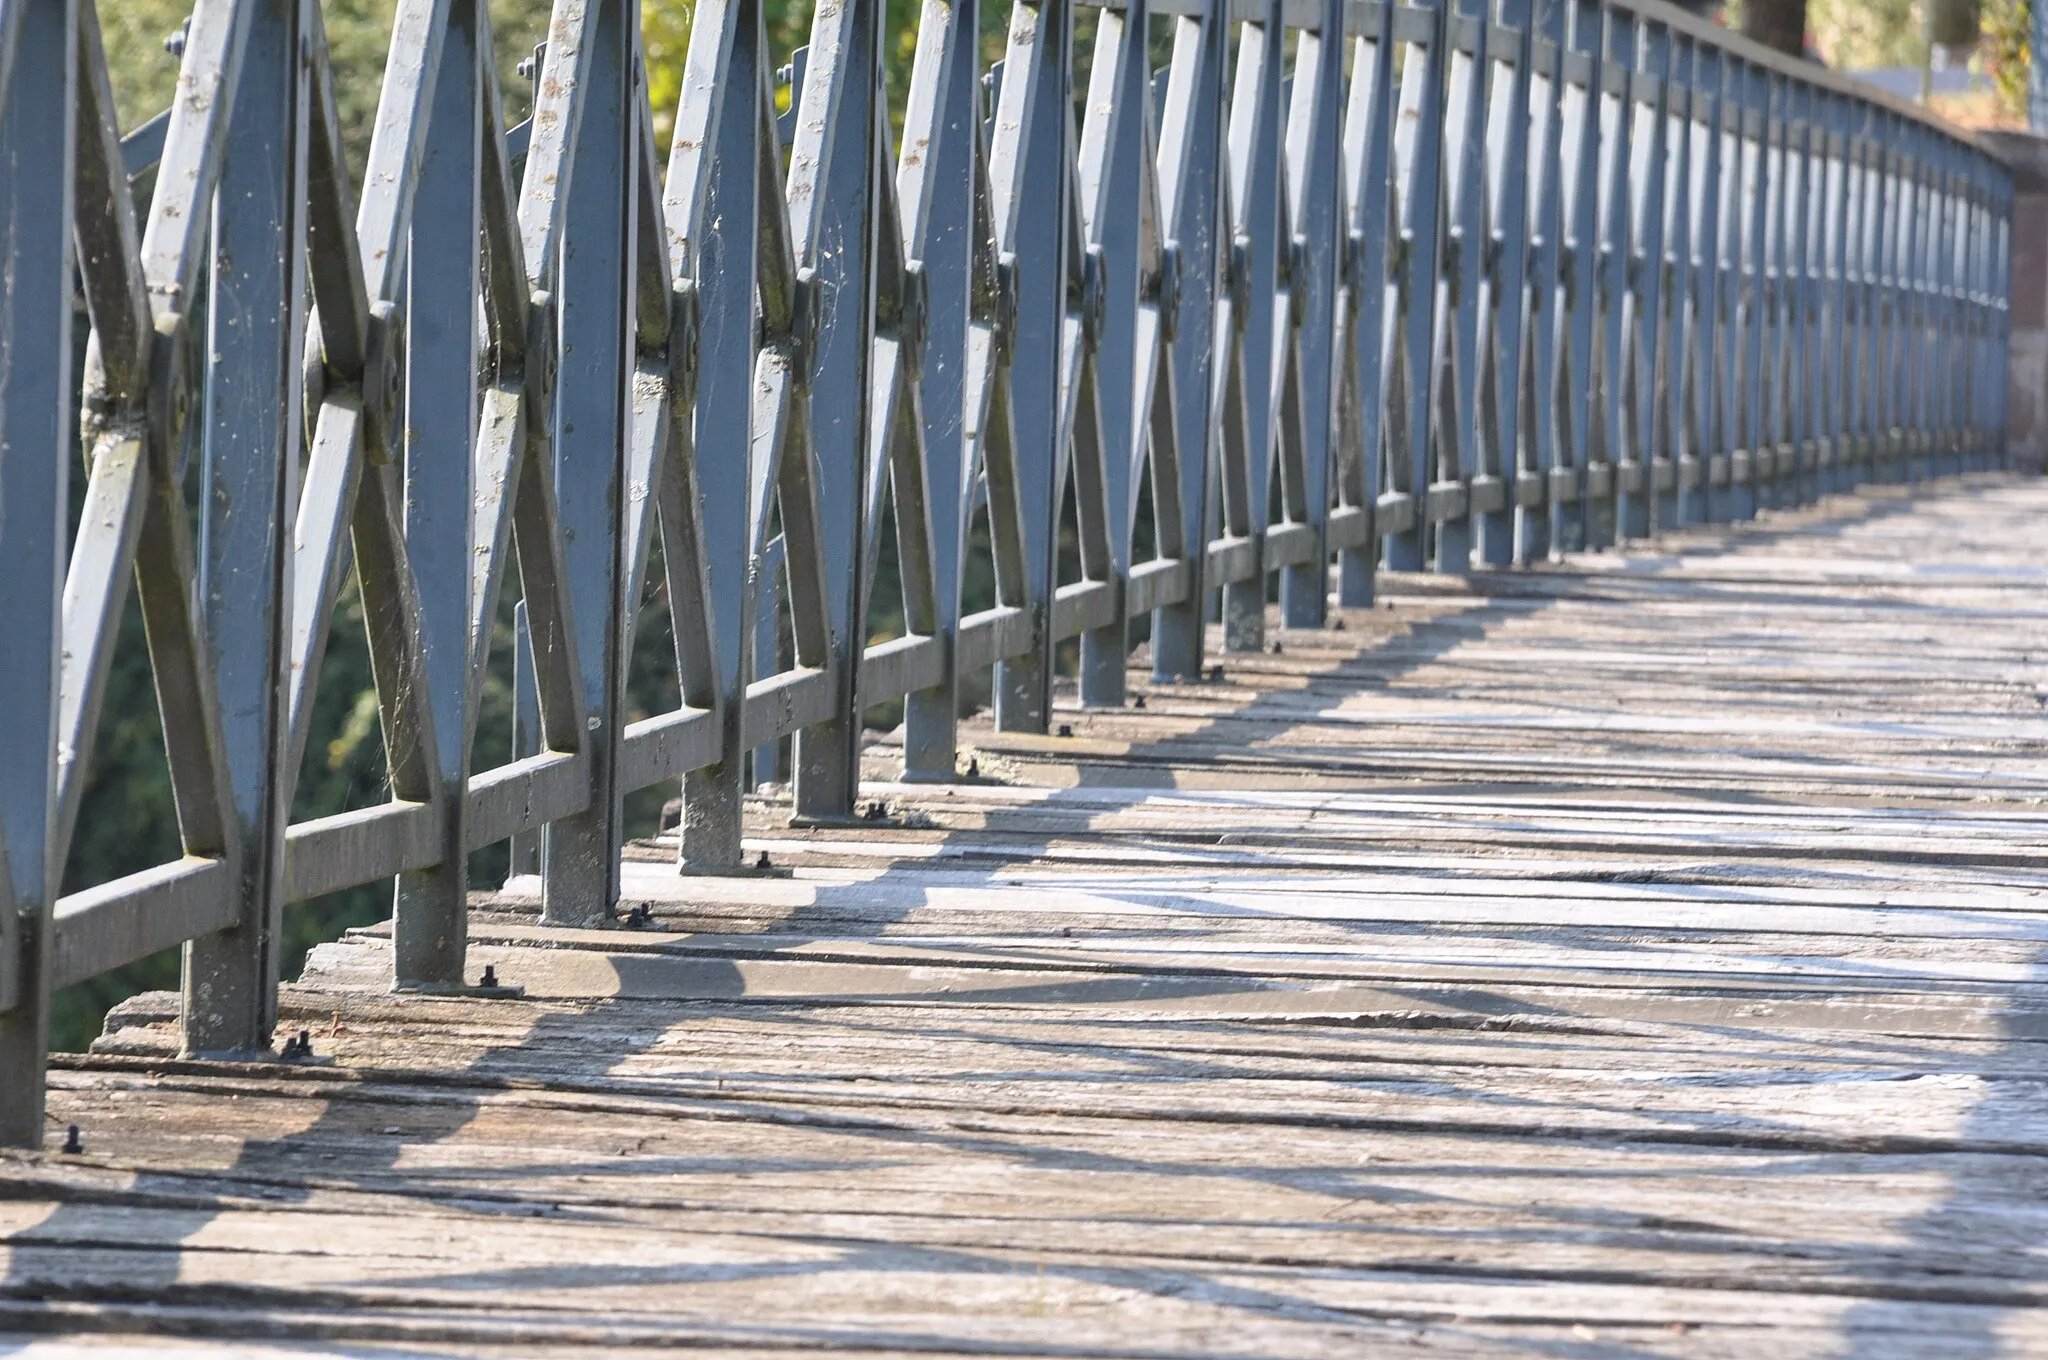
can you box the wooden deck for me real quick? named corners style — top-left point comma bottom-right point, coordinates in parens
top-left (9, 477), bottom-right (2048, 1357)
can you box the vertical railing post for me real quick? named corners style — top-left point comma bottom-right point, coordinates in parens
top-left (1554, 0), bottom-right (1600, 551)
top-left (1733, 59), bottom-right (1767, 520)
top-left (789, 0), bottom-right (879, 818)
top-left (1883, 120), bottom-right (1910, 483)
top-left (1678, 39), bottom-right (1721, 525)
top-left (1586, 3), bottom-right (1632, 547)
top-left (1483, 0), bottom-right (1535, 567)
top-left (1334, 0), bottom-right (1398, 600)
top-left (1151, 0), bottom-right (1228, 663)
top-left (1816, 88), bottom-right (1847, 497)
top-left (1987, 169), bottom-right (2010, 468)
top-left (670, 0), bottom-right (762, 868)
top-left (395, 0), bottom-right (481, 978)
top-left (1521, 0), bottom-right (1572, 556)
top-left (508, 602), bottom-right (540, 878)
top-left (187, 0), bottom-right (305, 1049)
top-left (1791, 85), bottom-right (1820, 502)
top-left (1876, 112), bottom-right (1899, 485)
top-left (1432, 0), bottom-right (1486, 573)
top-left (541, 0), bottom-right (634, 921)
top-left (0, 0), bottom-right (76, 1147)
top-left (991, 0), bottom-right (1074, 733)
top-left (898, 0), bottom-right (979, 777)
top-left (1848, 103), bottom-right (1876, 488)
top-left (1656, 32), bottom-right (1695, 531)
top-left (1618, 13), bottom-right (1667, 540)
top-left (1076, 0), bottom-right (1148, 703)
top-left (1757, 70), bottom-right (1787, 511)
top-left (1276, 0), bottom-right (1345, 621)
top-left (1966, 158), bottom-right (1983, 470)
top-left (1781, 76), bottom-right (1804, 505)
top-left (1935, 135), bottom-right (1953, 475)
top-left (1384, 0), bottom-right (1448, 572)
top-left (1897, 124), bottom-right (1920, 482)
top-left (1217, 0), bottom-right (1283, 645)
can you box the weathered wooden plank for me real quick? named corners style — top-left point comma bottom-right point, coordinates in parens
top-left (14, 479), bottom-right (2048, 1354)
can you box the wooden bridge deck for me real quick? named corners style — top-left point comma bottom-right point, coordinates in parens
top-left (8, 477), bottom-right (2048, 1357)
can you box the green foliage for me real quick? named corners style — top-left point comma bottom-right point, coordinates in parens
top-left (1808, 0), bottom-right (1924, 70)
top-left (1982, 0), bottom-right (2031, 122)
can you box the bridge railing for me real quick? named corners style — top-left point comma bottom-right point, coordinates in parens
top-left (0, 0), bottom-right (2010, 1142)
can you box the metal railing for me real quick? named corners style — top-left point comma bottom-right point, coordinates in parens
top-left (0, 0), bottom-right (2011, 1142)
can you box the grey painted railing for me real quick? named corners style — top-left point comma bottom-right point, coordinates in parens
top-left (0, 0), bottom-right (2011, 1143)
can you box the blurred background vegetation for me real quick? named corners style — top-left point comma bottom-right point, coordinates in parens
top-left (74, 0), bottom-right (2035, 1052)
top-left (1722, 0), bottom-right (2031, 125)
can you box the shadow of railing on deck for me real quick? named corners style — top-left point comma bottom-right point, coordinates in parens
top-left (9, 481), bottom-right (2048, 1350)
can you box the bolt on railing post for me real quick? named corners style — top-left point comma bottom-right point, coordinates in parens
top-left (0, 0), bottom-right (75, 1149)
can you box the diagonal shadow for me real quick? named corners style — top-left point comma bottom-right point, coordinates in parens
top-left (9, 479), bottom-right (2048, 1351)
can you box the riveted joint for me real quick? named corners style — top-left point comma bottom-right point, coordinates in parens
top-left (787, 266), bottom-right (821, 387)
top-left (1389, 230), bottom-right (1412, 278)
top-left (361, 300), bottom-right (406, 463)
top-left (899, 258), bottom-right (930, 377)
top-left (145, 313), bottom-right (191, 480)
top-left (1483, 230), bottom-right (1503, 282)
top-left (78, 333), bottom-right (120, 453)
top-left (1153, 241), bottom-right (1181, 343)
top-left (992, 251), bottom-right (1020, 357)
top-left (1342, 230), bottom-right (1366, 305)
top-left (1227, 233), bottom-right (1252, 329)
top-left (300, 320), bottom-right (329, 439)
top-left (668, 278), bottom-right (701, 408)
top-left (524, 290), bottom-right (559, 413)
top-left (1287, 235), bottom-right (1308, 325)
top-left (1077, 244), bottom-right (1107, 349)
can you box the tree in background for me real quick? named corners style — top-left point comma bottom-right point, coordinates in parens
top-left (1739, 0), bottom-right (1808, 55)
top-left (1730, 0), bottom-right (2033, 125)
top-left (1982, 0), bottom-right (2032, 121)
